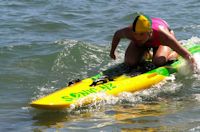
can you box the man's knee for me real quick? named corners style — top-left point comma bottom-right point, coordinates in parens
top-left (153, 56), bottom-right (167, 67)
top-left (124, 59), bottom-right (138, 67)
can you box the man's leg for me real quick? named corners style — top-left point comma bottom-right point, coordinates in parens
top-left (153, 45), bottom-right (178, 66)
top-left (124, 42), bottom-right (146, 67)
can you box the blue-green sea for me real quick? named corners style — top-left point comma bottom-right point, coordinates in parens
top-left (0, 0), bottom-right (200, 131)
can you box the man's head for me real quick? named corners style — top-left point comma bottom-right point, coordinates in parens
top-left (132, 15), bottom-right (152, 44)
top-left (132, 15), bottom-right (152, 33)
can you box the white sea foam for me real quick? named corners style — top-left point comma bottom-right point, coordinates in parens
top-left (189, 125), bottom-right (200, 132)
top-left (193, 94), bottom-right (200, 102)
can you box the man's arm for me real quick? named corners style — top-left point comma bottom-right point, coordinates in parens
top-left (159, 28), bottom-right (194, 64)
top-left (110, 27), bottom-right (131, 59)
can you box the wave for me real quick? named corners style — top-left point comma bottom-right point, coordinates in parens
top-left (28, 39), bottom-right (116, 99)
top-left (1, 37), bottom-right (199, 106)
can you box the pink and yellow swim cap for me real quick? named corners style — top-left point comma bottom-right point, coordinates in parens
top-left (132, 15), bottom-right (152, 33)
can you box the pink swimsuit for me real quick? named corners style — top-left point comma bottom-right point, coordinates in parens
top-left (145, 18), bottom-right (170, 48)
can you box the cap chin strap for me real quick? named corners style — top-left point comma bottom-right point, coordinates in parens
top-left (146, 30), bottom-right (153, 42)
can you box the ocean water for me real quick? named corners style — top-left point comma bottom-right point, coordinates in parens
top-left (0, 0), bottom-right (200, 131)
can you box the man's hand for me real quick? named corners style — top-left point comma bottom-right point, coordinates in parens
top-left (110, 51), bottom-right (116, 60)
top-left (187, 55), bottom-right (197, 72)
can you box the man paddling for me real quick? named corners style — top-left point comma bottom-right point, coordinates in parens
top-left (110, 14), bottom-right (195, 69)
